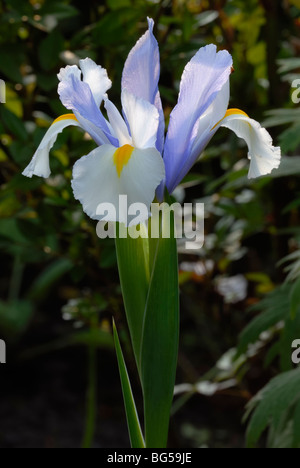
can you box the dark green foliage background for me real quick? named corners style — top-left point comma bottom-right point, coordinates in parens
top-left (0, 0), bottom-right (300, 448)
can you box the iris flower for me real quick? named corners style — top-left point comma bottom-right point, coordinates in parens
top-left (23, 18), bottom-right (281, 223)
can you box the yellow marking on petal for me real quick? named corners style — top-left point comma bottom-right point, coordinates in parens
top-left (52, 114), bottom-right (78, 125)
top-left (224, 108), bottom-right (249, 119)
top-left (113, 144), bottom-right (134, 177)
top-left (211, 108), bottom-right (249, 131)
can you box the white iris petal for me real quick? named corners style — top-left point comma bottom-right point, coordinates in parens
top-left (22, 117), bottom-right (81, 178)
top-left (71, 144), bottom-right (165, 225)
top-left (57, 65), bottom-right (81, 83)
top-left (122, 89), bottom-right (159, 149)
top-left (104, 99), bottom-right (132, 146)
top-left (220, 114), bottom-right (281, 178)
top-left (79, 58), bottom-right (112, 107)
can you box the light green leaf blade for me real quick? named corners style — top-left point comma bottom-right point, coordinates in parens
top-left (141, 210), bottom-right (179, 448)
top-left (113, 320), bottom-right (145, 449)
top-left (115, 225), bottom-right (149, 370)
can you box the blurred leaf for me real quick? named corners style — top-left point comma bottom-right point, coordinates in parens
top-left (0, 192), bottom-right (21, 217)
top-left (0, 46), bottom-right (24, 82)
top-left (107, 0), bottom-right (132, 9)
top-left (293, 400), bottom-right (300, 448)
top-left (0, 106), bottom-right (27, 141)
top-left (4, 0), bottom-right (31, 14)
top-left (246, 369), bottom-right (300, 448)
top-left (38, 30), bottom-right (64, 71)
top-left (40, 2), bottom-right (79, 20)
top-left (21, 328), bottom-right (114, 360)
top-left (277, 57), bottom-right (300, 74)
top-left (289, 0), bottom-right (300, 9)
top-left (16, 218), bottom-right (45, 240)
top-left (9, 140), bottom-right (34, 165)
top-left (290, 277), bottom-right (300, 319)
top-left (0, 218), bottom-right (30, 244)
top-left (195, 11), bottom-right (219, 27)
top-left (237, 285), bottom-right (290, 355)
top-left (263, 109), bottom-right (300, 128)
top-left (279, 250), bottom-right (300, 282)
top-left (267, 416), bottom-right (294, 449)
top-left (27, 258), bottom-right (74, 301)
top-left (268, 156), bottom-right (300, 178)
top-left (4, 87), bottom-right (23, 117)
top-left (247, 41), bottom-right (266, 67)
top-left (37, 73), bottom-right (58, 91)
top-left (0, 299), bottom-right (33, 339)
top-left (279, 125), bottom-right (300, 153)
top-left (92, 10), bottom-right (140, 46)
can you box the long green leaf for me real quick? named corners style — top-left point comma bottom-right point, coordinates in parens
top-left (113, 320), bottom-right (145, 448)
top-left (115, 225), bottom-right (149, 370)
top-left (141, 209), bottom-right (179, 448)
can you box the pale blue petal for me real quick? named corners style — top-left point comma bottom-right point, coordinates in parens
top-left (74, 113), bottom-right (111, 147)
top-left (156, 179), bottom-right (166, 202)
top-left (164, 44), bottom-right (233, 193)
top-left (121, 18), bottom-right (164, 153)
top-left (168, 80), bottom-right (230, 191)
top-left (58, 73), bottom-right (118, 146)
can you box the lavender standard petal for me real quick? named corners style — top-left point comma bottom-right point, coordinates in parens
top-left (122, 18), bottom-right (164, 153)
top-left (164, 45), bottom-right (233, 193)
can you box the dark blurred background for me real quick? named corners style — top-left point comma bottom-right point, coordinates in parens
top-left (0, 0), bottom-right (300, 448)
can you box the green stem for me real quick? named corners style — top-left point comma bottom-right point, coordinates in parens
top-left (81, 342), bottom-right (97, 448)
